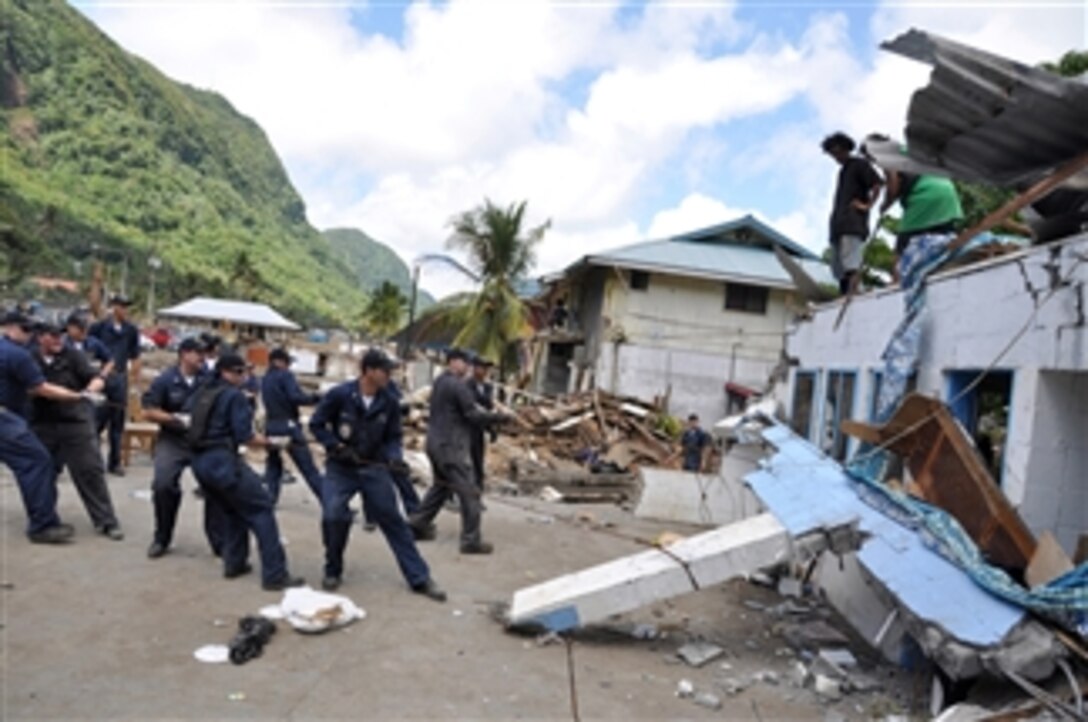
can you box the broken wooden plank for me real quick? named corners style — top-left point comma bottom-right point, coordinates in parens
top-left (840, 393), bottom-right (1036, 571)
top-left (1025, 532), bottom-right (1074, 589)
top-left (619, 402), bottom-right (651, 418)
top-left (551, 411), bottom-right (595, 432)
top-left (507, 513), bottom-right (792, 632)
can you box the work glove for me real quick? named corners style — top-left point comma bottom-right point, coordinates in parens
top-left (80, 390), bottom-right (106, 406)
top-left (388, 458), bottom-right (411, 477)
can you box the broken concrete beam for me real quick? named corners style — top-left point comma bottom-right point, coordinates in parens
top-left (507, 513), bottom-right (791, 632)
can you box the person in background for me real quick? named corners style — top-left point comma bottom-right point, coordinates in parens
top-left (1, 311), bottom-right (95, 544)
top-left (821, 132), bottom-right (884, 294)
top-left (549, 297), bottom-right (569, 331)
top-left (189, 353), bottom-right (303, 591)
top-left (29, 322), bottom-right (123, 540)
top-left (680, 414), bottom-right (711, 473)
top-left (64, 312), bottom-right (112, 374)
top-left (142, 338), bottom-right (223, 559)
top-left (89, 295), bottom-right (141, 476)
top-left (261, 347), bottom-right (323, 505)
top-left (200, 333), bottom-right (222, 373)
top-left (466, 354), bottom-right (497, 497)
top-left (408, 348), bottom-right (510, 555)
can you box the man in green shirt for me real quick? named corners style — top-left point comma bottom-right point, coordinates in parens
top-left (862, 136), bottom-right (964, 269)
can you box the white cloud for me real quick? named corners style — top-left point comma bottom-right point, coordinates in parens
top-left (77, 0), bottom-right (1086, 305)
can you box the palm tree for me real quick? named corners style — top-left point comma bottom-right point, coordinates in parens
top-left (445, 199), bottom-right (550, 363)
top-left (364, 281), bottom-right (407, 340)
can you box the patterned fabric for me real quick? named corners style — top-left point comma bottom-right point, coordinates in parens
top-left (845, 231), bottom-right (1088, 636)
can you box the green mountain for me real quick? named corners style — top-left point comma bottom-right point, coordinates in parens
top-left (0, 0), bottom-right (367, 325)
top-left (323, 227), bottom-right (435, 312)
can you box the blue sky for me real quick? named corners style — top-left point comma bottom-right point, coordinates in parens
top-left (81, 0), bottom-right (1087, 297)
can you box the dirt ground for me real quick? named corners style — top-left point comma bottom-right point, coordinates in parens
top-left (1, 449), bottom-right (922, 720)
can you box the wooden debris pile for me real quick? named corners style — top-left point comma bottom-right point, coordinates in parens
top-left (402, 386), bottom-right (685, 503)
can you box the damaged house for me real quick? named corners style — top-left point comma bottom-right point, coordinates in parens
top-left (532, 215), bottom-right (833, 422)
top-left (508, 29), bottom-right (1087, 713)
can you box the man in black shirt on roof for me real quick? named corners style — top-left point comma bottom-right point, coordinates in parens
top-left (822, 132), bottom-right (884, 294)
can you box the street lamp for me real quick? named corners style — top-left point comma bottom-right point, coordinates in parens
top-left (147, 255), bottom-right (162, 318)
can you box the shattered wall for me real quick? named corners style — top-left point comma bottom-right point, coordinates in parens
top-left (786, 233), bottom-right (1088, 555)
top-left (1019, 370), bottom-right (1088, 553)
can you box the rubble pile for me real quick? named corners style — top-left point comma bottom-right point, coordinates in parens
top-left (405, 387), bottom-right (689, 502)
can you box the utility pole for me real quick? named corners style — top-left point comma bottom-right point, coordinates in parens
top-left (147, 255), bottom-right (162, 319)
top-left (402, 262), bottom-right (420, 360)
top-left (400, 254), bottom-right (481, 359)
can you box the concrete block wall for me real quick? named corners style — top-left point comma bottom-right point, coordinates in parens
top-left (597, 342), bottom-right (777, 423)
top-left (785, 234), bottom-right (1088, 555)
top-left (1020, 370), bottom-right (1087, 554)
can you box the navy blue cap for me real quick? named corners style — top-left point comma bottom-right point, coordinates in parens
top-left (361, 348), bottom-right (399, 372)
top-left (215, 353), bottom-right (247, 373)
top-left (178, 337), bottom-right (205, 354)
top-left (108, 294), bottom-right (133, 306)
top-left (65, 312), bottom-right (89, 329)
top-left (1, 310), bottom-right (33, 329)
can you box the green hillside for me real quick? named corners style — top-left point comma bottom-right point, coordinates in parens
top-left (0, 0), bottom-right (367, 325)
top-left (323, 227), bottom-right (435, 311)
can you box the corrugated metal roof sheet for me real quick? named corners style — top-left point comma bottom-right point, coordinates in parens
top-left (157, 297), bottom-right (300, 330)
top-left (575, 214), bottom-right (834, 289)
top-left (587, 238), bottom-right (835, 289)
top-left (877, 29), bottom-right (1088, 190)
top-left (746, 422), bottom-right (1026, 647)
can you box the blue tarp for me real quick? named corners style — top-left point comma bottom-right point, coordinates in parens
top-left (846, 232), bottom-right (1088, 636)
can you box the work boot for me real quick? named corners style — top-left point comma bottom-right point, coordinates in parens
top-left (224, 562), bottom-right (254, 579)
top-left (322, 576), bottom-right (342, 592)
top-left (147, 540), bottom-right (168, 558)
top-left (411, 578), bottom-right (447, 602)
top-left (363, 522), bottom-right (377, 533)
top-left (108, 466), bottom-right (125, 477)
top-left (97, 524), bottom-right (124, 541)
top-left (460, 541), bottom-right (493, 555)
top-left (28, 523), bottom-right (75, 545)
top-left (262, 574), bottom-right (306, 592)
top-left (409, 523), bottom-right (436, 541)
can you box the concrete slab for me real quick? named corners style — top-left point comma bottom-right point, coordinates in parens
top-left (508, 513), bottom-right (790, 631)
top-left (634, 447), bottom-right (763, 526)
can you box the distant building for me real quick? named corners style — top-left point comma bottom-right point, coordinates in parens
top-left (534, 215), bottom-right (833, 423)
top-left (784, 233), bottom-right (1088, 555)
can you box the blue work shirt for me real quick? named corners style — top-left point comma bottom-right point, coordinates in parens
top-left (261, 367), bottom-right (317, 424)
top-left (142, 365), bottom-right (209, 438)
top-left (65, 335), bottom-right (112, 366)
top-left (0, 335), bottom-right (46, 418)
top-left (681, 427), bottom-right (711, 471)
top-left (89, 319), bottom-right (141, 372)
top-left (201, 382), bottom-right (255, 447)
top-left (309, 380), bottom-right (402, 463)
